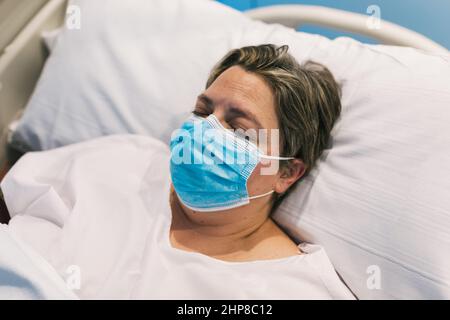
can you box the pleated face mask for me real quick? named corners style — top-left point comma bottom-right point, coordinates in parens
top-left (169, 114), bottom-right (293, 212)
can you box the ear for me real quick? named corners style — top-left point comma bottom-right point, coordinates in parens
top-left (274, 159), bottom-right (306, 194)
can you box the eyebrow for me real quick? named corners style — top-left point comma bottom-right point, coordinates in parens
top-left (196, 93), bottom-right (263, 129)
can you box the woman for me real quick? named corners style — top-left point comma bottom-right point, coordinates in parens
top-left (2, 44), bottom-right (354, 299)
top-left (169, 44), bottom-right (342, 262)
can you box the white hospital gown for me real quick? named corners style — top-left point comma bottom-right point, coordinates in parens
top-left (1, 135), bottom-right (355, 299)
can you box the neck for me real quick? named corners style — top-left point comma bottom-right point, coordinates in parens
top-left (169, 189), bottom-right (273, 258)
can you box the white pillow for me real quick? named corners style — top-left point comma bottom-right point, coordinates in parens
top-left (13, 0), bottom-right (450, 299)
top-left (274, 43), bottom-right (450, 299)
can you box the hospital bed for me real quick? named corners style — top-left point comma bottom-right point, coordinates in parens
top-left (0, 0), bottom-right (448, 175)
top-left (1, 0), bottom-right (449, 300)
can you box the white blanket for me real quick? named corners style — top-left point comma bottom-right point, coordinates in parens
top-left (0, 224), bottom-right (77, 299)
top-left (1, 135), bottom-right (354, 299)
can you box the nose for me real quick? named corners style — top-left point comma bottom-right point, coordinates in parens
top-left (211, 108), bottom-right (231, 129)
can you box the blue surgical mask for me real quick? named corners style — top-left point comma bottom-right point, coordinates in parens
top-left (169, 114), bottom-right (293, 212)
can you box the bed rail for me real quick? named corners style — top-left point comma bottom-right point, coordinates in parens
top-left (245, 5), bottom-right (448, 55)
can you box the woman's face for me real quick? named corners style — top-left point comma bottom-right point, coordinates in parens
top-left (194, 65), bottom-right (303, 203)
top-left (174, 65), bottom-right (304, 224)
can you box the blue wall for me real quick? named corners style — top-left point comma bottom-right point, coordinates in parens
top-left (218, 0), bottom-right (450, 49)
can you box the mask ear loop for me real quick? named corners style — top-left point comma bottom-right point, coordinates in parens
top-left (247, 155), bottom-right (295, 201)
top-left (259, 154), bottom-right (294, 160)
top-left (250, 155), bottom-right (294, 200)
top-left (257, 153), bottom-right (295, 171)
top-left (247, 189), bottom-right (275, 200)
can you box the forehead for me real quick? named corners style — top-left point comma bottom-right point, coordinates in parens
top-left (205, 66), bottom-right (278, 129)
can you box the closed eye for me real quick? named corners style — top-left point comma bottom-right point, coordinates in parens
top-left (228, 119), bottom-right (247, 131)
top-left (193, 108), bottom-right (249, 131)
top-left (192, 106), bottom-right (211, 118)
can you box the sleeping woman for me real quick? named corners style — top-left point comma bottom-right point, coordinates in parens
top-left (1, 44), bottom-right (355, 299)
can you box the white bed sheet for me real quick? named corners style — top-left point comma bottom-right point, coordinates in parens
top-left (1, 135), bottom-right (354, 299)
top-left (9, 0), bottom-right (450, 299)
top-left (0, 224), bottom-right (77, 299)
